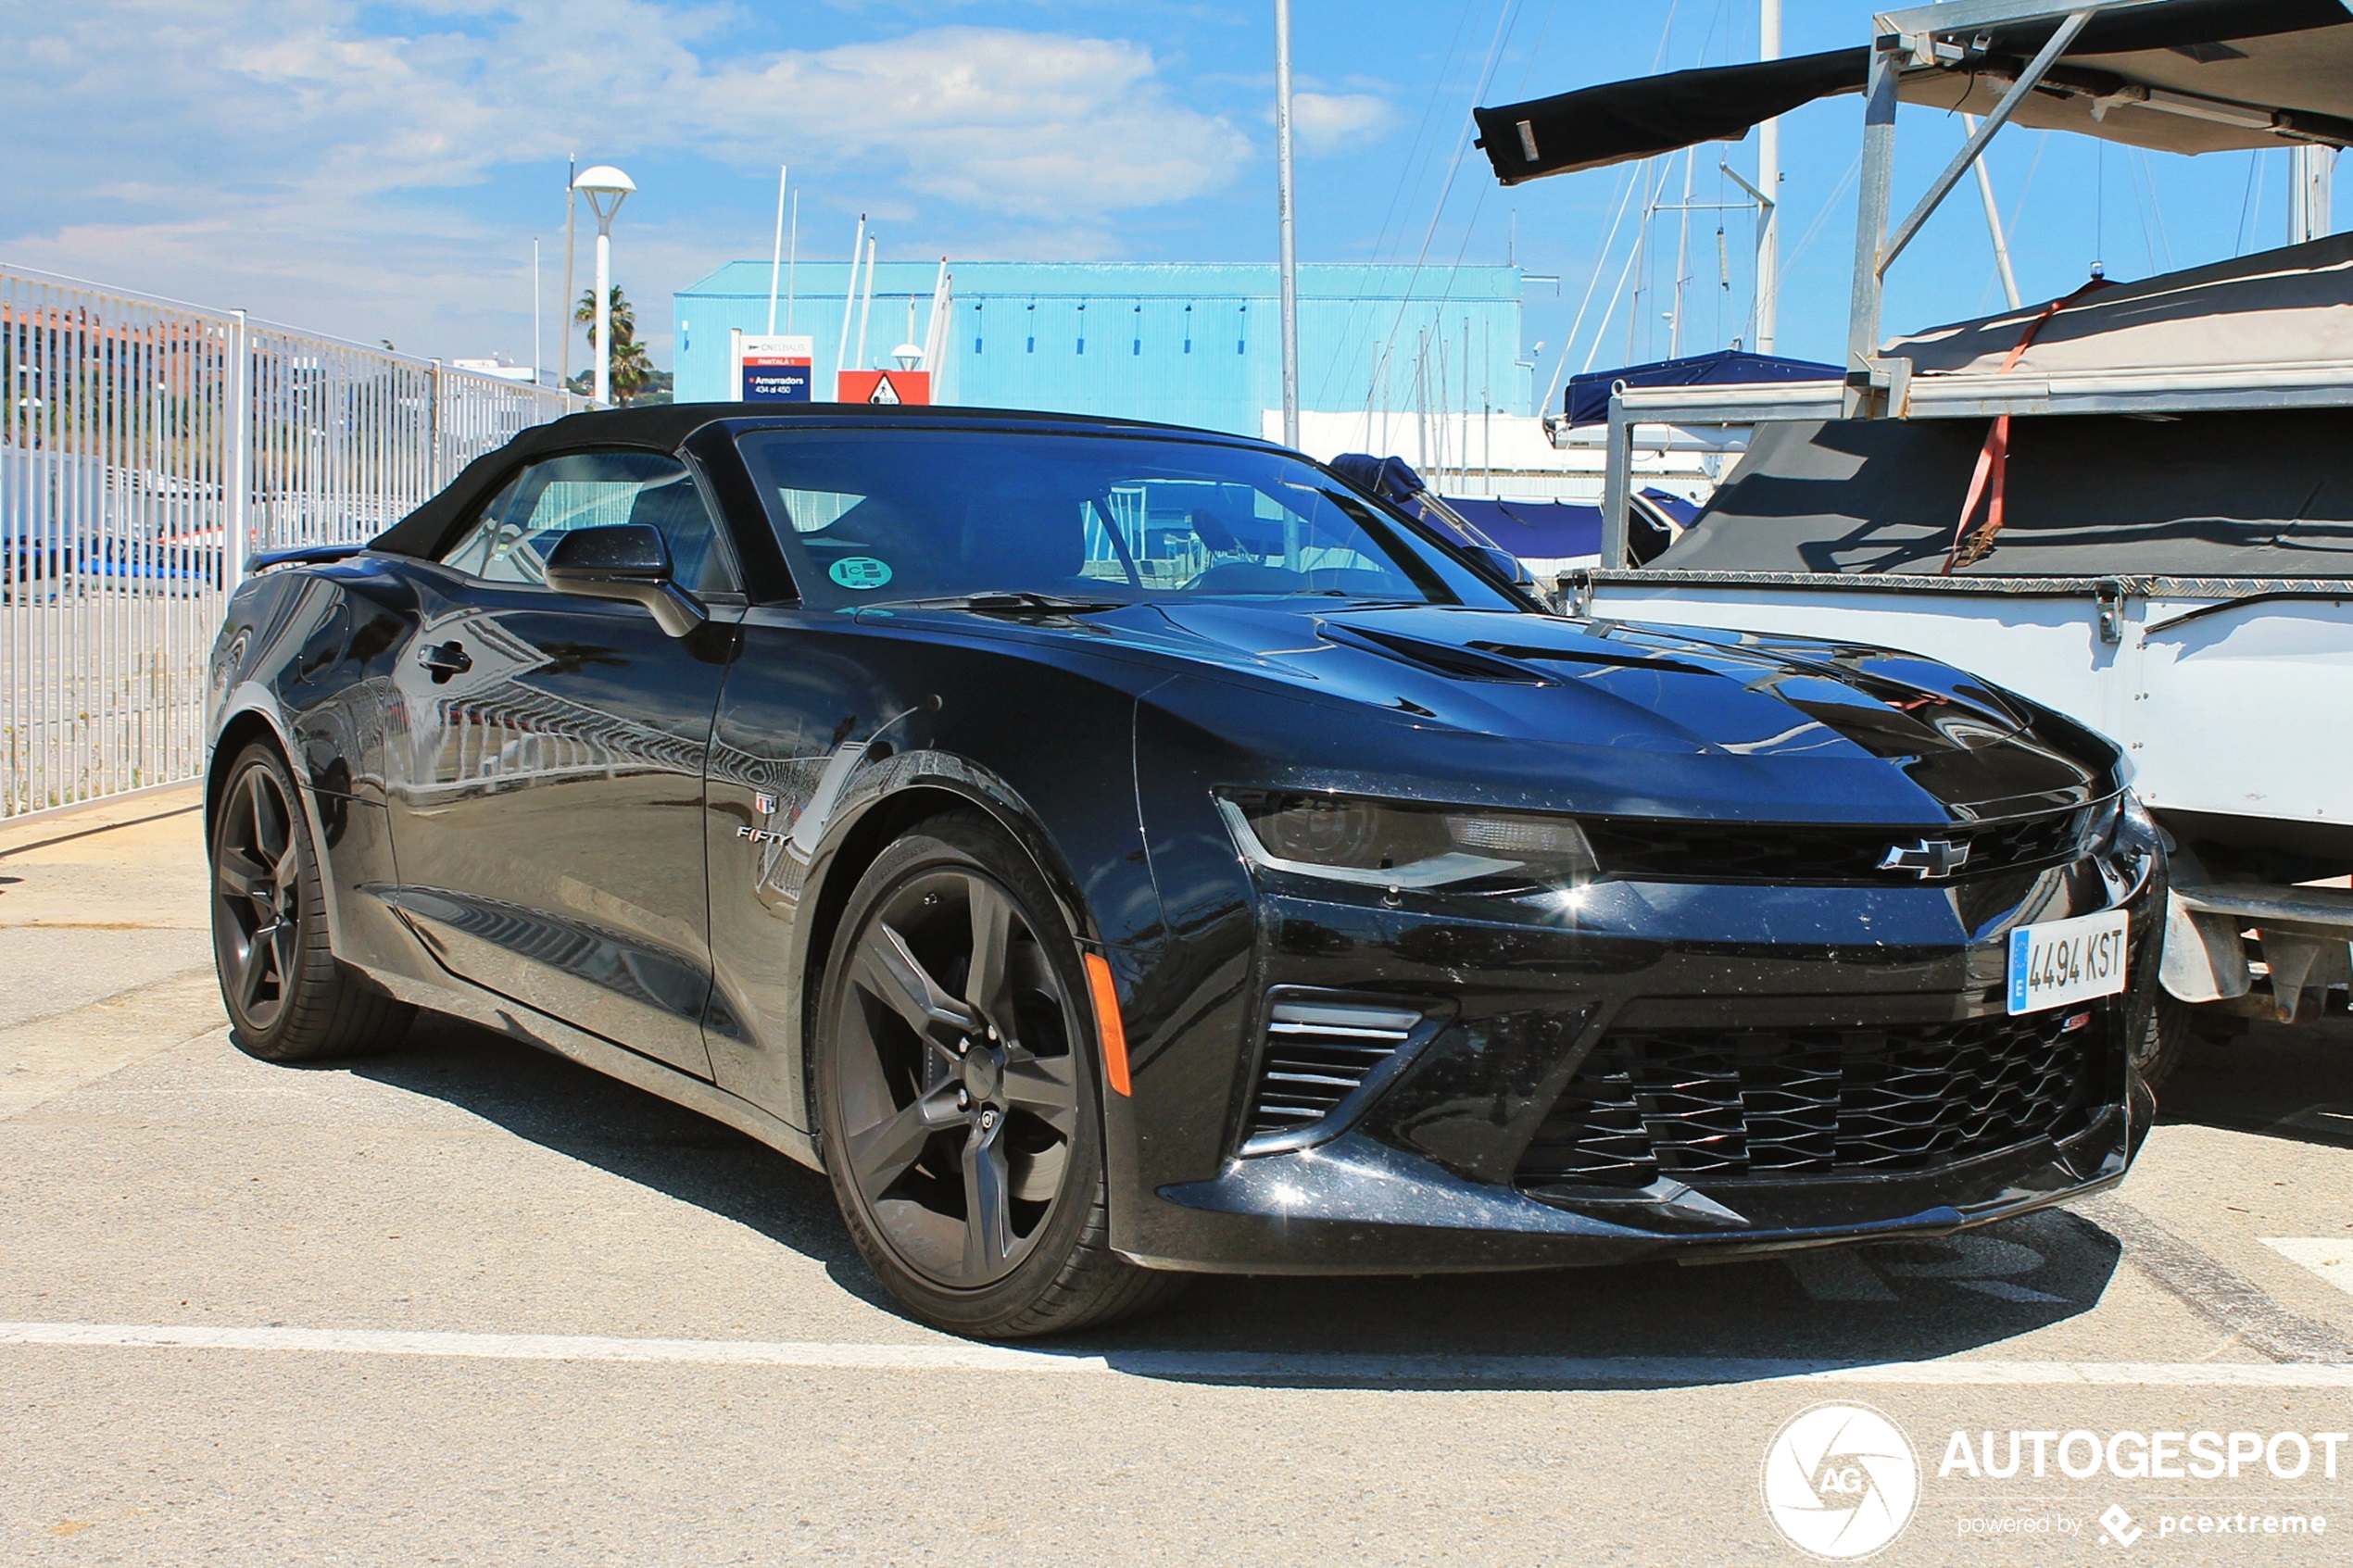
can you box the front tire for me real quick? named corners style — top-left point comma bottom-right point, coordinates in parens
top-left (2132, 991), bottom-right (2197, 1094)
top-left (812, 812), bottom-right (1183, 1337)
top-left (209, 741), bottom-right (413, 1062)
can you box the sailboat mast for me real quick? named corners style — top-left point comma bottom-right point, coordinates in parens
top-left (1756, 0), bottom-right (1781, 352)
top-left (767, 164), bottom-right (787, 335)
top-left (1672, 147), bottom-right (1695, 357)
top-left (1962, 116), bottom-right (2023, 308)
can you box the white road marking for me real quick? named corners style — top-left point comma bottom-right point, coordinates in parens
top-left (2274, 1105), bottom-right (2353, 1141)
top-left (0, 1321), bottom-right (2347, 1386)
top-left (2264, 1237), bottom-right (2353, 1298)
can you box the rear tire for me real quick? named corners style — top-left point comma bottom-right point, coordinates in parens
top-left (811, 811), bottom-right (1186, 1338)
top-left (209, 741), bottom-right (413, 1062)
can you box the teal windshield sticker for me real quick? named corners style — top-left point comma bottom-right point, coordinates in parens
top-left (828, 556), bottom-right (893, 591)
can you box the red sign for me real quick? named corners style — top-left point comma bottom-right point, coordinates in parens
top-left (836, 370), bottom-right (931, 406)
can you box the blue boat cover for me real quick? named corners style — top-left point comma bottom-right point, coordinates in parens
top-left (1333, 450), bottom-right (1687, 561)
top-left (1565, 349), bottom-right (1840, 426)
top-left (1439, 497), bottom-right (1602, 560)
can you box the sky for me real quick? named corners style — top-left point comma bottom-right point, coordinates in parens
top-left (7, 0), bottom-right (2340, 406)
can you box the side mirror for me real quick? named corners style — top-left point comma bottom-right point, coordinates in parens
top-left (543, 523), bottom-right (707, 638)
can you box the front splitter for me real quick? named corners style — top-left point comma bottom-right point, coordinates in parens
top-left (1132, 1097), bottom-right (2141, 1276)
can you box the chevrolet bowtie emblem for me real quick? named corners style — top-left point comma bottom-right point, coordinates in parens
top-left (1879, 837), bottom-right (1970, 879)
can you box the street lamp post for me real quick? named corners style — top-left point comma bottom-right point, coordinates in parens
top-left (573, 165), bottom-right (635, 406)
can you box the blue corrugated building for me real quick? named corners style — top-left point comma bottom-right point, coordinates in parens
top-left (673, 261), bottom-right (1531, 436)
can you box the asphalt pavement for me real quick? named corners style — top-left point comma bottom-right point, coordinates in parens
top-left (3, 791), bottom-right (2350, 1565)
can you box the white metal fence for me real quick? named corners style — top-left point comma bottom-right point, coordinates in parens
top-left (2, 264), bottom-right (582, 817)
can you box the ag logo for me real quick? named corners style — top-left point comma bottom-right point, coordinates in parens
top-left (1761, 1401), bottom-right (1919, 1560)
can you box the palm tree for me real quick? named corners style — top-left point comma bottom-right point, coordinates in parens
top-left (573, 285), bottom-right (656, 404)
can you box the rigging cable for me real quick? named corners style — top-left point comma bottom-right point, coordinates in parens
top-left (1320, 1), bottom-right (1483, 416)
top-left (2235, 150), bottom-right (2260, 257)
top-left (1336, 1), bottom-right (1503, 424)
top-left (1365, 0), bottom-right (1523, 422)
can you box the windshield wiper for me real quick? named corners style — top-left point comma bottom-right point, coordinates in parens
top-left (871, 591), bottom-right (1128, 617)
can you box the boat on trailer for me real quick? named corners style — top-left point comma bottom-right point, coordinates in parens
top-left (1478, 0), bottom-right (2353, 1072)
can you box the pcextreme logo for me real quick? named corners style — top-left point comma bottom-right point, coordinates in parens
top-left (1762, 1401), bottom-right (1921, 1560)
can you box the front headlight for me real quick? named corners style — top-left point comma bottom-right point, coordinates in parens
top-left (1216, 792), bottom-right (1598, 890)
top-left (2078, 794), bottom-right (2125, 856)
top-left (2116, 790), bottom-right (2167, 855)
top-left (2082, 790), bottom-right (2165, 859)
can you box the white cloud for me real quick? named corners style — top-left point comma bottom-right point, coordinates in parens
top-left (0, 4), bottom-right (1252, 356)
top-left (1291, 91), bottom-right (1392, 156)
top-left (707, 28), bottom-right (1250, 217)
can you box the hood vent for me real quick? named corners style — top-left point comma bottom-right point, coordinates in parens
top-left (1316, 622), bottom-right (1557, 684)
top-left (1242, 995), bottom-right (1433, 1155)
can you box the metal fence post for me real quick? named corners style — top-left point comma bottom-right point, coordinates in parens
top-left (430, 358), bottom-right (445, 490)
top-left (228, 307), bottom-right (251, 581)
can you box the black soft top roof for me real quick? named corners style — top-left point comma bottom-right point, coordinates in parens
top-left (369, 400), bottom-right (1277, 559)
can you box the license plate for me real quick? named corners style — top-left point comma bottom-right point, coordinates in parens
top-left (2007, 909), bottom-right (2131, 1015)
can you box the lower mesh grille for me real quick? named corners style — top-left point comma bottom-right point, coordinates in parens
top-left (1243, 999), bottom-right (1424, 1150)
top-left (1517, 1009), bottom-right (2104, 1186)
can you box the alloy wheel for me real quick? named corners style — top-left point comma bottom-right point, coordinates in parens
top-left (830, 868), bottom-right (1083, 1288)
top-left (213, 763), bottom-right (303, 1033)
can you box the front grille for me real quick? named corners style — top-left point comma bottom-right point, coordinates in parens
top-left (1516, 1009), bottom-right (2105, 1187)
top-left (1581, 804), bottom-right (2088, 884)
top-left (1243, 999), bottom-right (1424, 1151)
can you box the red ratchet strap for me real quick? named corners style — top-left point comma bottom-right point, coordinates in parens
top-left (1941, 277), bottom-right (2113, 574)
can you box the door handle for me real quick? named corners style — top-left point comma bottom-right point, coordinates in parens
top-left (417, 640), bottom-right (472, 683)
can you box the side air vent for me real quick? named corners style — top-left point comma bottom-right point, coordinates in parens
top-left (1241, 997), bottom-right (1428, 1156)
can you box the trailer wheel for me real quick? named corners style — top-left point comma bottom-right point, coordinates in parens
top-left (2132, 993), bottom-right (2196, 1094)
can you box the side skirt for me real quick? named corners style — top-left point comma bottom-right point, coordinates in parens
top-left (359, 961), bottom-right (824, 1173)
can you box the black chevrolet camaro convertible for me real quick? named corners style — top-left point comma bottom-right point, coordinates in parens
top-left (205, 403), bottom-right (2164, 1336)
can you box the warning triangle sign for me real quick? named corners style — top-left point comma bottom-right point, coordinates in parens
top-left (836, 369), bottom-right (928, 405)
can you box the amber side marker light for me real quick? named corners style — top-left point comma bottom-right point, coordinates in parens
top-left (1083, 952), bottom-right (1132, 1097)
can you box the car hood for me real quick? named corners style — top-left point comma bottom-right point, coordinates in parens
top-left (1054, 600), bottom-right (2112, 819)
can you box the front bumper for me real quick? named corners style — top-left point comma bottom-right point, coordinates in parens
top-left (1136, 1098), bottom-right (2145, 1274)
top-left (1117, 847), bottom-right (2164, 1274)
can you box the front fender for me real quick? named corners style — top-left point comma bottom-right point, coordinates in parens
top-left (208, 682), bottom-right (356, 956)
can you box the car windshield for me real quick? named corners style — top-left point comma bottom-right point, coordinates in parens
top-left (734, 427), bottom-right (1513, 610)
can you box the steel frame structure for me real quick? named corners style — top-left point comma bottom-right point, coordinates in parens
top-left (1592, 0), bottom-right (2353, 568)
